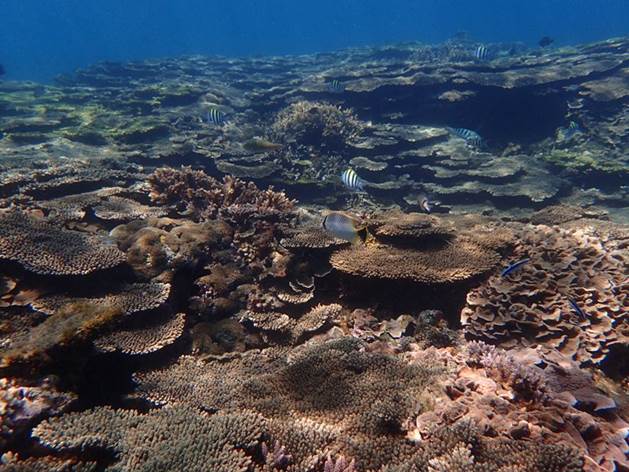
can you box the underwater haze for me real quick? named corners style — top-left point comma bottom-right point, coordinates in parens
top-left (1, 1), bottom-right (629, 471)
top-left (2, 0), bottom-right (629, 81)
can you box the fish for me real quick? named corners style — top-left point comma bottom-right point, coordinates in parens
top-left (0, 64), bottom-right (4, 76)
top-left (243, 137), bottom-right (282, 153)
top-left (500, 258), bottom-right (530, 277)
top-left (322, 211), bottom-right (367, 244)
top-left (327, 79), bottom-right (344, 93)
top-left (538, 36), bottom-right (555, 47)
top-left (474, 45), bottom-right (489, 61)
top-left (449, 127), bottom-right (484, 147)
top-left (340, 168), bottom-right (365, 191)
top-left (418, 194), bottom-right (431, 213)
top-left (206, 107), bottom-right (226, 125)
top-left (568, 298), bottom-right (586, 319)
top-left (557, 121), bottom-right (583, 140)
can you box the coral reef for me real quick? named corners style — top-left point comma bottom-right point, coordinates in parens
top-left (147, 167), bottom-right (295, 223)
top-left (0, 211), bottom-right (125, 275)
top-left (0, 35), bottom-right (627, 472)
top-left (93, 312), bottom-right (186, 355)
top-left (271, 100), bottom-right (364, 149)
top-left (462, 222), bottom-right (628, 366)
top-left (0, 377), bottom-right (75, 450)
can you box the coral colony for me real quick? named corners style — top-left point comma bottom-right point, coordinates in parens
top-left (0, 37), bottom-right (627, 471)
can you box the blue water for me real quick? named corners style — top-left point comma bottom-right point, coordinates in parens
top-left (2, 0), bottom-right (628, 82)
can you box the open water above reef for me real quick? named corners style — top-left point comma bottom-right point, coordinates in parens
top-left (0, 34), bottom-right (627, 472)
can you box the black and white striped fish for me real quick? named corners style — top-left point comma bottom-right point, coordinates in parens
top-left (449, 127), bottom-right (483, 147)
top-left (474, 45), bottom-right (489, 61)
top-left (327, 79), bottom-right (344, 93)
top-left (206, 107), bottom-right (226, 125)
top-left (340, 168), bottom-right (365, 191)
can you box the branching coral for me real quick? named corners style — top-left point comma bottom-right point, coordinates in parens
top-left (271, 101), bottom-right (363, 150)
top-left (147, 167), bottom-right (295, 223)
top-left (33, 406), bottom-right (265, 472)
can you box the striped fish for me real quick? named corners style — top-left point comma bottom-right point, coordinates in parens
top-left (206, 107), bottom-right (226, 125)
top-left (327, 79), bottom-right (344, 93)
top-left (340, 168), bottom-right (364, 191)
top-left (474, 45), bottom-right (489, 60)
top-left (449, 127), bottom-right (483, 147)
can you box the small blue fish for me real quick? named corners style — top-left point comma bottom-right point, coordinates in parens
top-left (327, 79), bottom-right (344, 93)
top-left (474, 45), bottom-right (489, 61)
top-left (340, 168), bottom-right (365, 191)
top-left (500, 258), bottom-right (530, 277)
top-left (206, 107), bottom-right (226, 125)
top-left (568, 298), bottom-right (586, 319)
top-left (449, 127), bottom-right (484, 147)
top-left (322, 211), bottom-right (366, 244)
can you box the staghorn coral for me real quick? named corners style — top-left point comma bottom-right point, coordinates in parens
top-left (0, 211), bottom-right (125, 275)
top-left (93, 312), bottom-right (186, 355)
top-left (271, 101), bottom-right (364, 149)
top-left (147, 167), bottom-right (295, 223)
top-left (32, 406), bottom-right (265, 472)
top-left (134, 338), bottom-right (447, 470)
top-left (0, 455), bottom-right (97, 472)
top-left (462, 223), bottom-right (628, 366)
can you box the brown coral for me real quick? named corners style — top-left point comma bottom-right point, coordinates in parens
top-left (330, 240), bottom-right (499, 284)
top-left (271, 100), bottom-right (364, 149)
top-left (462, 223), bottom-right (628, 366)
top-left (30, 282), bottom-right (170, 317)
top-left (147, 167), bottom-right (295, 223)
top-left (0, 211), bottom-right (125, 275)
top-left (93, 312), bottom-right (186, 355)
top-left (368, 213), bottom-right (455, 243)
top-left (32, 406), bottom-right (266, 472)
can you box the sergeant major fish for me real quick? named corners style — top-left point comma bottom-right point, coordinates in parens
top-left (327, 79), bottom-right (344, 93)
top-left (206, 107), bottom-right (226, 125)
top-left (341, 168), bottom-right (365, 191)
top-left (449, 127), bottom-right (484, 147)
top-left (322, 211), bottom-right (367, 244)
top-left (474, 45), bottom-right (489, 61)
